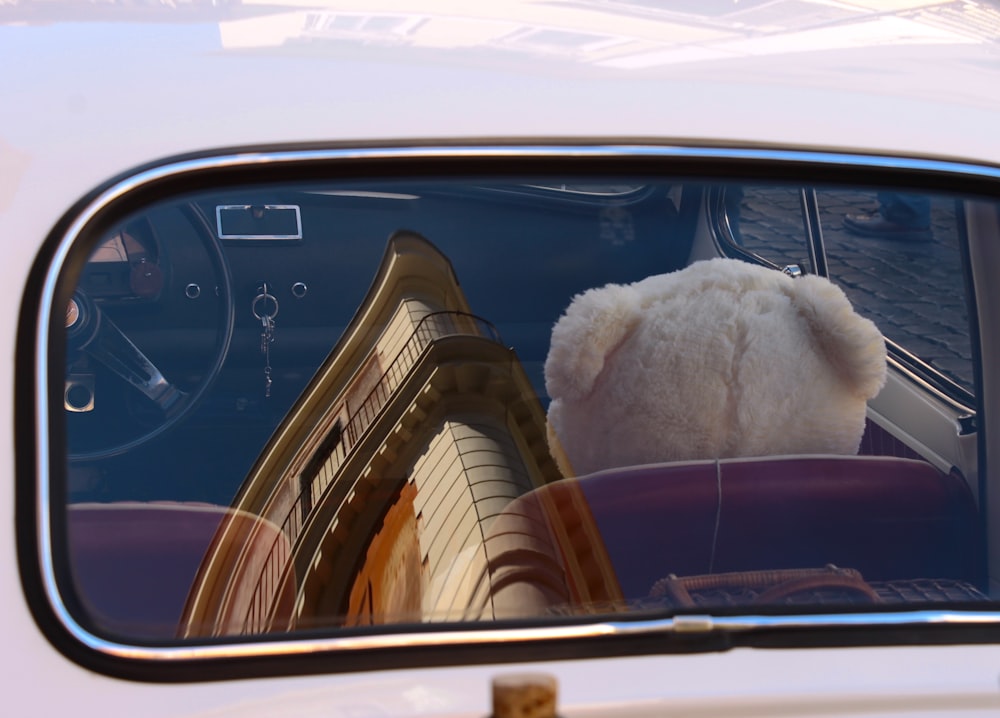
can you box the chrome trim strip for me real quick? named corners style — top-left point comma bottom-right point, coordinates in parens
top-left (884, 339), bottom-right (976, 415)
top-left (35, 610), bottom-right (1000, 663)
top-left (886, 354), bottom-right (975, 415)
top-left (35, 143), bottom-right (1000, 663)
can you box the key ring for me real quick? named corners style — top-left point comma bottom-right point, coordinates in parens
top-left (252, 284), bottom-right (279, 322)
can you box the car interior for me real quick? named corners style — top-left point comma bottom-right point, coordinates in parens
top-left (53, 172), bottom-right (991, 642)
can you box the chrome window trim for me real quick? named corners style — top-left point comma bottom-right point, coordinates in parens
top-left (34, 143), bottom-right (1000, 664)
top-left (705, 186), bottom-right (780, 269)
top-left (884, 339), bottom-right (976, 416)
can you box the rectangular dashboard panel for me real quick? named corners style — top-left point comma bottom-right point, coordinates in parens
top-left (216, 204), bottom-right (303, 240)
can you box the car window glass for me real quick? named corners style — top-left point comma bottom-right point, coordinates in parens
top-left (50, 172), bottom-right (990, 647)
top-left (719, 184), bottom-right (972, 399)
top-left (816, 189), bottom-right (974, 397)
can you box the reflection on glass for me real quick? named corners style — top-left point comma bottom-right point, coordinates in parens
top-left (59, 178), bottom-right (990, 642)
top-left (181, 232), bottom-right (560, 635)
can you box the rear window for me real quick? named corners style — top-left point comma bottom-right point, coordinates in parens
top-left (33, 150), bottom-right (996, 663)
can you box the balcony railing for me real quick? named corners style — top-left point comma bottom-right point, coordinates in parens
top-left (241, 311), bottom-right (502, 633)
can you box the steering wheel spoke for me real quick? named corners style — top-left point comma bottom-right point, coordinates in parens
top-left (79, 305), bottom-right (187, 413)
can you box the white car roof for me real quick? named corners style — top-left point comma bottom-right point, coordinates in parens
top-left (3, 1), bottom-right (1000, 167)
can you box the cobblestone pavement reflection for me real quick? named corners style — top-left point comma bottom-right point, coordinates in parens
top-left (736, 187), bottom-right (973, 395)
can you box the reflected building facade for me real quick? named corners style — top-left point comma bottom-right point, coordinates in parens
top-left (181, 231), bottom-right (561, 635)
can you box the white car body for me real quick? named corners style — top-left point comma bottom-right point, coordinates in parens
top-left (5, 2), bottom-right (1000, 716)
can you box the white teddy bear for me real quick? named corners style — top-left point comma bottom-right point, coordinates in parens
top-left (544, 258), bottom-right (887, 476)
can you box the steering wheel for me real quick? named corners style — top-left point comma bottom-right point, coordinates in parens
top-left (65, 207), bottom-right (234, 461)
